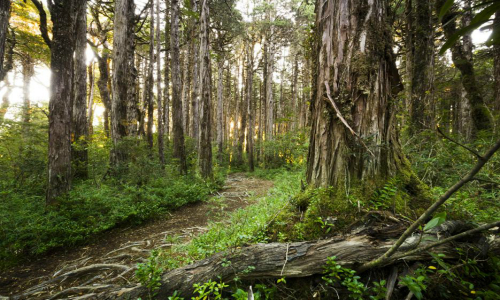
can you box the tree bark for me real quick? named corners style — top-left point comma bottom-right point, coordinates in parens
top-left (146, 2), bottom-right (155, 150)
top-left (88, 65), bottom-right (95, 136)
top-left (171, 0), bottom-right (188, 174)
top-left (265, 35), bottom-right (275, 142)
top-left (190, 0), bottom-right (200, 146)
top-left (198, 0), bottom-right (212, 178)
top-left (126, 6), bottom-right (138, 137)
top-left (437, 0), bottom-right (493, 135)
top-left (95, 53), bottom-right (112, 138)
top-left (216, 57), bottom-right (224, 162)
top-left (46, 0), bottom-right (81, 204)
top-left (156, 0), bottom-right (165, 166)
top-left (493, 11), bottom-right (500, 112)
top-left (408, 0), bottom-right (434, 133)
top-left (246, 42), bottom-right (255, 172)
top-left (111, 0), bottom-right (134, 168)
top-left (164, 1), bottom-right (171, 143)
top-left (72, 0), bottom-right (89, 179)
top-left (306, 0), bottom-right (404, 188)
top-left (99, 224), bottom-right (499, 299)
top-left (0, 0), bottom-right (10, 81)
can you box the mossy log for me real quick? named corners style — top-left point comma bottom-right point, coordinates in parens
top-left (97, 222), bottom-right (499, 299)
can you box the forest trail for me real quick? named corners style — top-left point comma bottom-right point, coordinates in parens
top-left (0, 173), bottom-right (274, 299)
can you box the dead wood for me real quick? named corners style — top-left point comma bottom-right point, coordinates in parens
top-left (96, 223), bottom-right (499, 299)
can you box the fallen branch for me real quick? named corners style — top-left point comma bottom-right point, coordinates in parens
top-left (97, 224), bottom-right (499, 299)
top-left (360, 138), bottom-right (500, 271)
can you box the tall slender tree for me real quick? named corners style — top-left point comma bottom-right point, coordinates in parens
top-left (171, 0), bottom-right (188, 174)
top-left (198, 0), bottom-right (212, 178)
top-left (157, 0), bottom-right (165, 166)
top-left (72, 0), bottom-right (89, 179)
top-left (111, 0), bottom-right (133, 168)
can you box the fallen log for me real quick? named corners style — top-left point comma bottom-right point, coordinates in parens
top-left (98, 222), bottom-right (499, 299)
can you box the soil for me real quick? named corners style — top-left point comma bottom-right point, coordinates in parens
top-left (0, 173), bottom-right (274, 299)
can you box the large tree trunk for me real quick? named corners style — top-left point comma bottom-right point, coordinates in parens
top-left (72, 0), bottom-right (89, 179)
top-left (111, 0), bottom-right (134, 168)
top-left (171, 0), bottom-right (188, 174)
top-left (0, 74), bottom-right (11, 122)
top-left (306, 0), bottom-right (404, 188)
top-left (198, 0), bottom-right (212, 178)
top-left (237, 52), bottom-right (247, 166)
top-left (437, 0), bottom-right (493, 135)
top-left (0, 0), bottom-right (10, 81)
top-left (98, 222), bottom-right (499, 299)
top-left (88, 65), bottom-right (95, 136)
top-left (46, 0), bottom-right (79, 205)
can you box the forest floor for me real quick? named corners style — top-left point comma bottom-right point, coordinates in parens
top-left (0, 173), bottom-right (274, 299)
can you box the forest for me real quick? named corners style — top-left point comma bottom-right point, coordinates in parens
top-left (0, 0), bottom-right (499, 299)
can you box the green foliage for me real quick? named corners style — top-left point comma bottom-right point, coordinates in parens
top-left (260, 129), bottom-right (309, 170)
top-left (400, 267), bottom-right (428, 300)
top-left (322, 256), bottom-right (389, 300)
top-left (136, 250), bottom-right (164, 298)
top-left (192, 279), bottom-right (229, 300)
top-left (0, 120), bottom-right (222, 267)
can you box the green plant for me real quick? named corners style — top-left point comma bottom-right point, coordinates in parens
top-left (192, 279), bottom-right (229, 300)
top-left (168, 291), bottom-right (184, 300)
top-left (399, 267), bottom-right (429, 300)
top-left (136, 250), bottom-right (164, 299)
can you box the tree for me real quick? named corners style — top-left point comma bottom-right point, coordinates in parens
top-left (198, 0), bottom-right (212, 178)
top-left (0, 0), bottom-right (10, 81)
top-left (171, 0), bottom-right (188, 174)
top-left (46, 0), bottom-right (83, 205)
top-left (72, 0), bottom-right (89, 179)
top-left (111, 0), bottom-right (134, 168)
top-left (156, 0), bottom-right (165, 166)
top-left (306, 0), bottom-right (405, 188)
top-left (437, 0), bottom-right (494, 135)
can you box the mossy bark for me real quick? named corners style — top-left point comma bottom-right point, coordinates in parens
top-left (307, 0), bottom-right (407, 190)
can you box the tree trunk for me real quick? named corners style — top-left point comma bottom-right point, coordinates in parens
top-left (146, 3), bottom-right (155, 150)
top-left (246, 42), bottom-right (255, 172)
top-left (171, 0), bottom-right (188, 174)
top-left (198, 0), bottom-right (212, 178)
top-left (216, 57), bottom-right (224, 162)
top-left (408, 0), bottom-right (434, 133)
top-left (495, 11), bottom-right (500, 112)
top-left (47, 0), bottom-right (79, 205)
top-left (237, 52), bottom-right (247, 166)
top-left (437, 0), bottom-right (493, 135)
top-left (88, 64), bottom-right (95, 136)
top-left (99, 223), bottom-right (499, 299)
top-left (306, 0), bottom-right (404, 188)
top-left (95, 53), bottom-right (112, 138)
top-left (164, 1), bottom-right (171, 143)
top-left (111, 0), bottom-right (133, 168)
top-left (0, 0), bottom-right (10, 81)
top-left (0, 74), bottom-right (11, 122)
top-left (156, 0), bottom-right (165, 166)
top-left (181, 50), bottom-right (191, 137)
top-left (72, 0), bottom-right (88, 179)
top-left (126, 6), bottom-right (138, 137)
top-left (291, 56), bottom-right (299, 130)
top-left (21, 56), bottom-right (34, 125)
top-left (191, 0), bottom-right (200, 146)
top-left (265, 35), bottom-right (275, 141)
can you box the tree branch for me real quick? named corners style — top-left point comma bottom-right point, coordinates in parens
top-left (359, 138), bottom-right (500, 272)
top-left (30, 0), bottom-right (52, 48)
top-left (437, 126), bottom-right (483, 160)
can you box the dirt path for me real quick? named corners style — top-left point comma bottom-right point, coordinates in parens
top-left (0, 173), bottom-right (273, 299)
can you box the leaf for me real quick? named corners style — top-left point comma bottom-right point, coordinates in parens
top-left (439, 0), bottom-right (455, 21)
top-left (424, 212), bottom-right (446, 232)
top-left (440, 2), bottom-right (500, 54)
